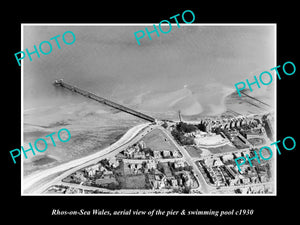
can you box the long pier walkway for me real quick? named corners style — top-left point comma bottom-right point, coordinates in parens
top-left (53, 79), bottom-right (156, 123)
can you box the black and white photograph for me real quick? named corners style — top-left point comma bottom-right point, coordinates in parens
top-left (21, 24), bottom-right (276, 195)
top-left (4, 5), bottom-right (298, 224)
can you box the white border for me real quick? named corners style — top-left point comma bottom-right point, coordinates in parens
top-left (21, 23), bottom-right (277, 196)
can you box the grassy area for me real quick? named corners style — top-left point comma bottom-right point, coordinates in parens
top-left (141, 128), bottom-right (177, 152)
top-left (185, 146), bottom-right (203, 158)
top-left (185, 143), bottom-right (239, 157)
top-left (123, 175), bottom-right (148, 189)
top-left (114, 161), bottom-right (150, 189)
top-left (206, 144), bottom-right (238, 154)
top-left (248, 137), bottom-right (266, 146)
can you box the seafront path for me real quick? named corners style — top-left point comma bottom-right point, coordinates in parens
top-left (23, 123), bottom-right (153, 194)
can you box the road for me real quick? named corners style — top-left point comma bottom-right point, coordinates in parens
top-left (155, 126), bottom-right (214, 194)
top-left (23, 122), bottom-right (152, 194)
top-left (23, 122), bottom-right (271, 195)
top-left (25, 122), bottom-right (211, 194)
top-left (25, 123), bottom-right (216, 194)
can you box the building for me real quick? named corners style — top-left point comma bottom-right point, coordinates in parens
top-left (204, 158), bottom-right (214, 167)
top-left (224, 165), bottom-right (237, 179)
top-left (150, 176), bottom-right (166, 189)
top-left (174, 160), bottom-right (185, 169)
top-left (85, 164), bottom-right (100, 177)
top-left (133, 151), bottom-right (146, 159)
top-left (103, 170), bottom-right (113, 176)
top-left (146, 160), bottom-right (156, 170)
top-left (136, 164), bottom-right (142, 170)
top-left (228, 177), bottom-right (240, 186)
top-left (172, 151), bottom-right (179, 158)
top-left (213, 158), bottom-right (224, 167)
top-left (108, 158), bottom-right (120, 168)
top-left (155, 174), bottom-right (161, 180)
top-left (242, 177), bottom-right (250, 185)
top-left (163, 150), bottom-right (171, 158)
top-left (137, 140), bottom-right (146, 150)
top-left (153, 180), bottom-right (165, 189)
top-left (234, 152), bottom-right (242, 158)
top-left (170, 178), bottom-right (178, 188)
top-left (153, 151), bottom-right (161, 159)
top-left (124, 147), bottom-right (136, 158)
top-left (222, 154), bottom-right (234, 162)
top-left (250, 176), bottom-right (259, 183)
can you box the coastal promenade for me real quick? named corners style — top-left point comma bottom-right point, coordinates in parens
top-left (23, 123), bottom-right (152, 194)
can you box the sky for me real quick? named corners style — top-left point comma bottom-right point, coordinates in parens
top-left (23, 24), bottom-right (275, 116)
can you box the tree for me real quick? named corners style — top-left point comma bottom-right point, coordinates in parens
top-left (197, 123), bottom-right (206, 132)
top-left (181, 186), bottom-right (192, 193)
top-left (176, 122), bottom-right (198, 133)
top-left (184, 165), bottom-right (193, 171)
top-left (161, 121), bottom-right (168, 129)
top-left (143, 147), bottom-right (153, 156)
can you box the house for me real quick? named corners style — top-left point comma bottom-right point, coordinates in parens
top-left (133, 151), bottom-right (146, 159)
top-left (137, 140), bottom-right (146, 150)
top-left (103, 170), bottom-right (113, 176)
top-left (153, 151), bottom-right (161, 159)
top-left (250, 176), bottom-right (259, 183)
top-left (152, 179), bottom-right (165, 189)
top-left (129, 164), bottom-right (135, 170)
top-left (171, 179), bottom-right (178, 188)
top-left (228, 177), bottom-right (239, 186)
top-left (124, 147), bottom-right (136, 158)
top-left (178, 178), bottom-right (183, 186)
top-left (152, 180), bottom-right (159, 189)
top-left (242, 177), bottom-right (250, 185)
top-left (146, 160), bottom-right (156, 170)
top-left (204, 158), bottom-right (214, 167)
top-left (136, 163), bottom-right (142, 170)
top-left (235, 164), bottom-right (246, 174)
top-left (162, 150), bottom-right (171, 158)
top-left (174, 160), bottom-right (185, 169)
top-left (184, 178), bottom-right (192, 187)
top-left (155, 175), bottom-right (161, 180)
top-left (172, 151), bottom-right (179, 158)
top-left (213, 159), bottom-right (224, 167)
top-left (85, 164), bottom-right (100, 177)
top-left (240, 187), bottom-right (249, 194)
top-left (108, 158), bottom-right (120, 168)
top-left (99, 165), bottom-right (106, 172)
top-left (224, 165), bottom-right (237, 179)
top-left (222, 154), bottom-right (234, 162)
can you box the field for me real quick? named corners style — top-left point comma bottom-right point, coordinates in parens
top-left (122, 175), bottom-right (148, 189)
top-left (185, 146), bottom-right (203, 158)
top-left (186, 144), bottom-right (238, 157)
top-left (141, 128), bottom-right (177, 152)
top-left (117, 172), bottom-right (149, 189)
top-left (206, 144), bottom-right (238, 154)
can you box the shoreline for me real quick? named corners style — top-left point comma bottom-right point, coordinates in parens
top-left (22, 122), bottom-right (150, 193)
